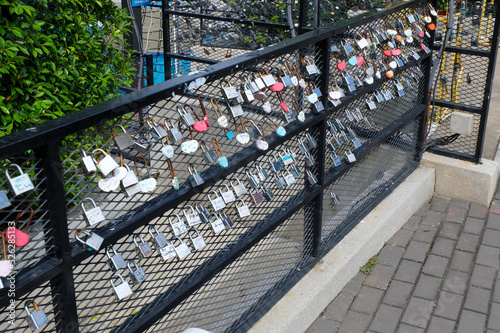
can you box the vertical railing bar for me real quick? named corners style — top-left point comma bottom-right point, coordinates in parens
top-left (162, 0), bottom-right (172, 81)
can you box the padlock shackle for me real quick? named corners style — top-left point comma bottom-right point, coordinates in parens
top-left (218, 183), bottom-right (230, 193)
top-left (110, 273), bottom-right (126, 287)
top-left (133, 234), bottom-right (146, 247)
top-left (292, 63), bottom-right (303, 81)
top-left (145, 117), bottom-right (156, 129)
top-left (148, 225), bottom-right (160, 238)
top-left (111, 125), bottom-right (128, 137)
top-left (207, 190), bottom-right (219, 200)
top-left (14, 205), bottom-right (34, 233)
top-left (127, 259), bottom-right (140, 272)
top-left (188, 227), bottom-right (201, 240)
top-left (197, 94), bottom-right (208, 117)
top-left (91, 148), bottom-right (110, 164)
top-left (80, 198), bottom-right (98, 215)
top-left (182, 205), bottom-right (196, 216)
top-left (194, 202), bottom-right (206, 214)
top-left (210, 97), bottom-right (224, 118)
top-left (106, 245), bottom-right (118, 258)
top-left (187, 163), bottom-right (197, 175)
top-left (168, 213), bottom-right (183, 224)
top-left (5, 163), bottom-right (24, 180)
top-left (75, 229), bottom-right (91, 244)
top-left (211, 137), bottom-right (224, 158)
top-left (134, 156), bottom-right (151, 179)
top-left (235, 198), bottom-right (246, 207)
top-left (25, 299), bottom-right (39, 312)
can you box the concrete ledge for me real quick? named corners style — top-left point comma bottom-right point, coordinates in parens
top-left (248, 167), bottom-right (435, 333)
top-left (421, 152), bottom-right (500, 207)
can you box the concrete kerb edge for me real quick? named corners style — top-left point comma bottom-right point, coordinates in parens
top-left (248, 167), bottom-right (435, 333)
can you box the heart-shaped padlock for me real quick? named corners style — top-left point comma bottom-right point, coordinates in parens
top-left (181, 140), bottom-right (199, 154)
top-left (356, 56), bottom-right (364, 66)
top-left (391, 49), bottom-right (401, 56)
top-left (307, 93), bottom-right (318, 104)
top-left (388, 60), bottom-right (397, 69)
top-left (337, 61), bottom-right (347, 71)
top-left (0, 261), bottom-right (11, 277)
top-left (386, 70), bottom-right (394, 78)
top-left (297, 112), bottom-right (306, 122)
top-left (348, 56), bottom-right (358, 66)
top-left (255, 139), bottom-right (268, 151)
top-left (383, 50), bottom-right (392, 57)
top-left (276, 126), bottom-right (286, 137)
top-left (113, 165), bottom-right (128, 181)
top-left (172, 177), bottom-right (179, 190)
top-left (329, 91), bottom-right (342, 100)
top-left (6, 228), bottom-right (29, 247)
top-left (262, 101), bottom-right (272, 113)
top-left (162, 145), bottom-right (174, 159)
top-left (269, 82), bottom-right (284, 92)
top-left (290, 76), bottom-right (299, 86)
top-left (139, 178), bottom-right (157, 193)
top-left (99, 175), bottom-right (120, 192)
top-left (236, 133), bottom-right (250, 144)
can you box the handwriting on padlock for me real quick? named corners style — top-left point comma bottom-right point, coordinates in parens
top-left (236, 133), bottom-right (250, 145)
top-left (98, 177), bottom-right (120, 192)
top-left (139, 178), bottom-right (156, 193)
top-left (181, 140), bottom-right (199, 154)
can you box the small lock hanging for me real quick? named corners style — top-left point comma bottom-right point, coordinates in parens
top-left (250, 188), bottom-right (266, 206)
top-left (120, 164), bottom-right (141, 197)
top-left (300, 54), bottom-right (320, 76)
top-left (345, 149), bottom-right (357, 163)
top-left (183, 205), bottom-right (201, 226)
top-left (165, 159), bottom-right (179, 190)
top-left (230, 177), bottom-right (247, 197)
top-left (179, 123), bottom-right (199, 154)
top-left (240, 80), bottom-right (256, 104)
top-left (92, 149), bottom-right (119, 177)
top-left (81, 198), bottom-right (105, 226)
top-left (197, 94), bottom-right (210, 127)
top-left (208, 190), bottom-right (226, 211)
top-left (366, 97), bottom-right (377, 110)
top-left (224, 127), bottom-right (235, 141)
top-left (134, 156), bottom-right (157, 193)
top-left (259, 183), bottom-right (274, 201)
top-left (188, 227), bottom-right (206, 250)
top-left (25, 299), bottom-right (50, 331)
top-left (148, 225), bottom-right (169, 250)
top-left (283, 168), bottom-right (297, 185)
top-left (254, 125), bottom-right (269, 151)
top-left (172, 236), bottom-right (191, 259)
top-left (6, 163), bottom-right (35, 196)
top-left (306, 169), bottom-right (318, 185)
top-left (146, 117), bottom-right (168, 141)
top-left (168, 213), bottom-right (188, 236)
top-left (285, 60), bottom-right (299, 86)
top-left (260, 68), bottom-right (277, 87)
top-left (133, 234), bottom-right (153, 258)
top-left (233, 117), bottom-right (250, 144)
top-left (4, 206), bottom-right (32, 247)
top-left (279, 148), bottom-right (294, 166)
top-left (208, 211), bottom-right (226, 233)
top-left (188, 105), bottom-right (208, 133)
top-left (75, 229), bottom-right (104, 252)
top-left (227, 100), bottom-right (245, 119)
top-left (291, 98), bottom-right (306, 122)
top-left (177, 105), bottom-right (196, 128)
top-left (219, 210), bottom-right (235, 229)
top-left (244, 119), bottom-right (263, 141)
top-left (244, 74), bottom-right (260, 94)
top-left (81, 149), bottom-right (97, 175)
top-left (187, 163), bottom-right (204, 188)
top-left (330, 190), bottom-right (340, 205)
top-left (221, 80), bottom-right (242, 102)
top-left (211, 137), bottom-right (228, 168)
top-left (273, 171), bottom-right (286, 189)
top-left (263, 116), bottom-right (286, 137)
top-left (292, 63), bottom-right (307, 88)
top-left (164, 118), bottom-right (184, 142)
top-left (133, 132), bottom-right (152, 154)
top-left (304, 150), bottom-right (316, 168)
top-left (211, 97), bottom-right (228, 128)
top-left (278, 66), bottom-right (293, 87)
top-left (111, 125), bottom-right (135, 151)
top-left (128, 260), bottom-right (147, 285)
top-left (255, 162), bottom-right (270, 181)
top-left (106, 245), bottom-right (127, 272)
top-left (268, 154), bottom-right (284, 173)
top-left (200, 140), bottom-right (217, 164)
top-left (245, 168), bottom-right (260, 188)
top-left (235, 199), bottom-right (251, 218)
top-left (305, 133), bottom-right (317, 150)
top-left (341, 71), bottom-right (356, 93)
top-left (110, 273), bottom-right (133, 301)
top-left (219, 183), bottom-right (236, 204)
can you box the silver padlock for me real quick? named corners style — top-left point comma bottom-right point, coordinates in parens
top-left (195, 203), bottom-right (211, 223)
top-left (255, 162), bottom-right (269, 181)
top-left (81, 149), bottom-right (96, 175)
top-left (235, 199), bottom-right (251, 218)
top-left (157, 238), bottom-right (177, 261)
top-left (260, 68), bottom-right (277, 87)
top-left (183, 205), bottom-right (201, 226)
top-left (208, 211), bottom-right (226, 233)
top-left (146, 117), bottom-right (168, 141)
top-left (345, 149), bottom-right (356, 163)
top-left (172, 236), bottom-right (191, 260)
top-left (133, 234), bottom-right (152, 259)
top-left (200, 141), bottom-right (217, 164)
top-left (127, 260), bottom-right (147, 285)
top-left (260, 183), bottom-right (274, 201)
top-left (274, 172), bottom-right (286, 190)
top-left (106, 246), bottom-right (127, 272)
top-left (245, 168), bottom-right (260, 188)
top-left (187, 163), bottom-right (204, 187)
top-left (219, 210), bottom-right (235, 229)
top-left (148, 226), bottom-right (169, 250)
top-left (230, 177), bottom-right (247, 197)
top-left (305, 133), bottom-right (317, 150)
top-left (111, 125), bottom-right (135, 151)
top-left (188, 227), bottom-right (206, 250)
top-left (330, 190), bottom-right (340, 205)
top-left (110, 273), bottom-right (133, 301)
top-left (164, 118), bottom-right (184, 142)
top-left (5, 163), bottom-right (35, 196)
top-left (120, 164), bottom-right (141, 197)
top-left (306, 169), bottom-right (318, 185)
top-left (252, 73), bottom-right (266, 91)
top-left (75, 229), bottom-right (103, 252)
top-left (279, 148), bottom-right (294, 166)
top-left (221, 80), bottom-right (241, 102)
top-left (92, 149), bottom-right (119, 177)
top-left (227, 102), bottom-right (244, 119)
top-left (219, 183), bottom-right (236, 203)
top-left (25, 300), bottom-right (49, 332)
top-left (269, 154), bottom-right (284, 173)
top-left (81, 198), bottom-right (105, 226)
top-left (0, 190), bottom-right (11, 210)
top-left (177, 105), bottom-right (196, 128)
top-left (208, 190), bottom-right (226, 211)
top-left (168, 213), bottom-right (188, 236)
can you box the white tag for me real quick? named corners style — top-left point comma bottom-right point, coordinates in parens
top-left (175, 243), bottom-right (191, 259)
top-left (221, 190), bottom-right (236, 203)
top-left (217, 116), bottom-right (228, 128)
top-left (192, 236), bottom-right (206, 250)
top-left (172, 221), bottom-right (188, 236)
top-left (160, 244), bottom-right (177, 260)
top-left (210, 218), bottom-right (226, 233)
top-left (211, 196), bottom-right (226, 211)
top-left (186, 213), bottom-right (201, 226)
top-left (238, 205), bottom-right (251, 218)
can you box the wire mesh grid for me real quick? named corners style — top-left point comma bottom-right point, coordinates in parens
top-left (61, 46), bottom-right (323, 241)
top-left (322, 116), bottom-right (420, 244)
top-left (69, 130), bottom-right (320, 332)
top-left (143, 206), bottom-right (314, 333)
top-left (0, 152), bottom-right (55, 276)
top-left (318, 0), bottom-right (391, 27)
top-left (0, 280), bottom-right (57, 332)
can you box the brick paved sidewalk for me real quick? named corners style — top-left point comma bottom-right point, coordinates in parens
top-left (306, 187), bottom-right (500, 333)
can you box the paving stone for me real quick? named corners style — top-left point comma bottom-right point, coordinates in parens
top-left (494, 280), bottom-right (500, 303)
top-left (421, 211), bottom-right (444, 227)
top-left (412, 226), bottom-right (438, 244)
top-left (396, 324), bottom-right (425, 333)
top-left (463, 217), bottom-right (486, 235)
top-left (488, 303), bottom-right (500, 331)
top-left (414, 202), bottom-right (429, 216)
top-left (434, 291), bottom-right (464, 320)
top-left (445, 207), bottom-right (467, 223)
top-left (487, 213), bottom-right (500, 231)
top-left (449, 198), bottom-right (470, 209)
top-left (456, 233), bottom-right (480, 253)
top-left (482, 229), bottom-right (500, 248)
top-left (364, 264), bottom-right (397, 290)
top-left (378, 245), bottom-right (405, 267)
top-left (401, 297), bottom-right (434, 328)
top-left (470, 265), bottom-right (497, 289)
top-left (383, 280), bottom-right (413, 307)
top-left (394, 260), bottom-right (423, 284)
top-left (449, 250), bottom-right (475, 273)
top-left (476, 245), bottom-right (500, 268)
top-left (464, 286), bottom-right (491, 314)
top-left (427, 316), bottom-right (456, 333)
top-left (403, 216), bottom-right (421, 231)
top-left (442, 270), bottom-right (468, 295)
top-left (350, 286), bottom-right (384, 315)
top-left (388, 229), bottom-right (414, 248)
top-left (343, 271), bottom-right (365, 295)
top-left (456, 309), bottom-right (486, 333)
top-left (430, 237), bottom-right (455, 257)
top-left (337, 311), bottom-right (372, 333)
top-left (305, 317), bottom-right (340, 333)
top-left (429, 196), bottom-right (451, 213)
top-left (413, 274), bottom-right (441, 300)
top-left (323, 292), bottom-right (355, 321)
top-left (402, 241), bottom-right (431, 263)
top-left (469, 203), bottom-right (489, 219)
top-left (421, 254), bottom-right (449, 278)
top-left (369, 304), bottom-right (403, 333)
top-left (438, 222), bottom-right (461, 240)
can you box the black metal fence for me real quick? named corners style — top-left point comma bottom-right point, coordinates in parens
top-left (1, 1), bottom-right (431, 332)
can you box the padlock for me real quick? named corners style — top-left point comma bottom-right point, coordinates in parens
top-left (250, 188), bottom-right (265, 206)
top-left (75, 229), bottom-right (104, 252)
top-left (269, 154), bottom-right (284, 173)
top-left (241, 82), bottom-right (255, 103)
top-left (260, 183), bottom-right (274, 201)
top-left (110, 273), bottom-right (133, 301)
top-left (127, 260), bottom-right (147, 285)
top-left (25, 300), bottom-right (49, 331)
top-left (211, 97), bottom-right (228, 128)
top-left (133, 234), bottom-right (152, 259)
top-left (208, 211), bottom-right (226, 233)
top-left (244, 120), bottom-right (263, 141)
top-left (157, 238), bottom-right (177, 261)
top-left (183, 205), bottom-right (201, 226)
top-left (245, 168), bottom-right (260, 188)
top-left (146, 117), bottom-right (168, 141)
top-left (0, 190), bottom-right (11, 210)
top-left (148, 225), bottom-right (169, 250)
top-left (278, 149), bottom-right (294, 166)
top-left (227, 102), bottom-right (244, 119)
top-left (81, 149), bottom-right (97, 175)
top-left (111, 125), bottom-right (135, 151)
top-left (331, 151), bottom-right (342, 167)
top-left (230, 177), bottom-right (247, 197)
top-left (330, 190), bottom-right (340, 205)
top-left (208, 190), bottom-right (226, 211)
top-left (219, 183), bottom-right (236, 203)
top-left (133, 134), bottom-right (152, 153)
top-left (235, 199), bottom-right (251, 218)
top-left (283, 168), bottom-right (297, 185)
top-left (92, 149), bottom-right (119, 177)
top-left (304, 133), bottom-right (317, 150)
top-left (164, 118), bottom-right (183, 142)
top-left (211, 137), bottom-right (228, 168)
top-left (221, 80), bottom-right (241, 102)
top-left (81, 198), bottom-right (105, 226)
top-left (194, 203), bottom-right (211, 225)
top-left (346, 149), bottom-right (356, 163)
top-left (255, 162), bottom-right (269, 181)
top-left (106, 246), bottom-right (127, 272)
top-left (5, 163), bottom-right (35, 196)
top-left (172, 236), bottom-right (191, 260)
top-left (306, 169), bottom-right (318, 185)
top-left (367, 97), bottom-right (377, 110)
top-left (120, 164), bottom-right (141, 197)
top-left (304, 150), bottom-right (315, 168)
top-left (244, 74), bottom-right (260, 93)
top-left (273, 172), bottom-right (286, 189)
top-left (200, 141), bottom-right (217, 164)
top-left (134, 156), bottom-right (157, 193)
top-left (188, 227), bottom-right (206, 250)
top-left (279, 66), bottom-right (293, 87)
top-left (260, 68), bottom-right (277, 87)
top-left (168, 213), bottom-right (188, 236)
top-left (219, 210), bottom-right (235, 229)
top-left (187, 163), bottom-right (204, 187)
top-left (252, 73), bottom-right (266, 91)
top-left (177, 105), bottom-right (196, 128)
